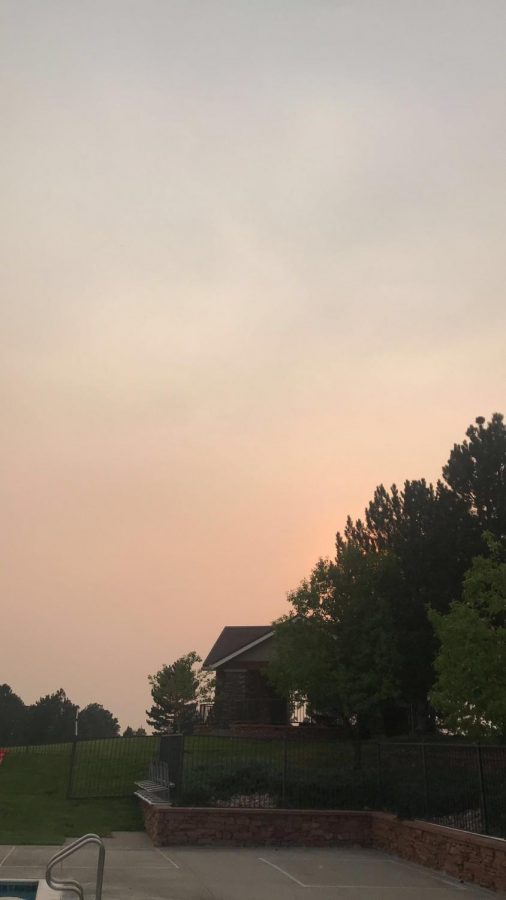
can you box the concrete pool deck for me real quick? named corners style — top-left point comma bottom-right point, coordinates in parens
top-left (0, 832), bottom-right (500, 899)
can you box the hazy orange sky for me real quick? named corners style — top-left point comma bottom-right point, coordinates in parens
top-left (1, 1), bottom-right (505, 729)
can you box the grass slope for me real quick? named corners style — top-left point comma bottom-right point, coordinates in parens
top-left (0, 748), bottom-right (143, 844)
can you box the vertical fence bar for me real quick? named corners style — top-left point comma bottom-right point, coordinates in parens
top-left (281, 732), bottom-right (288, 808)
top-left (376, 742), bottom-right (382, 808)
top-left (159, 734), bottom-right (184, 801)
top-left (66, 740), bottom-right (77, 799)
top-left (476, 745), bottom-right (488, 834)
top-left (420, 742), bottom-right (429, 818)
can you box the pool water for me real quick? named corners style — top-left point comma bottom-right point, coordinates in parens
top-left (0, 883), bottom-right (38, 900)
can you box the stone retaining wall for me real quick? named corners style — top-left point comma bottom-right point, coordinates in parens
top-left (371, 814), bottom-right (506, 894)
top-left (141, 805), bottom-right (371, 848)
top-left (139, 801), bottom-right (506, 893)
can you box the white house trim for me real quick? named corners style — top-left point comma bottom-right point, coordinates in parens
top-left (205, 630), bottom-right (275, 669)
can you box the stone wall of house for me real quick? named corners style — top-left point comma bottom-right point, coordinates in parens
top-left (214, 667), bottom-right (287, 725)
top-left (215, 669), bottom-right (246, 709)
top-left (139, 802), bottom-right (506, 893)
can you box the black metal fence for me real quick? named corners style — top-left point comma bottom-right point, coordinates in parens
top-left (165, 735), bottom-right (506, 838)
top-left (0, 736), bottom-right (161, 800)
top-left (67, 735), bottom-right (160, 798)
top-left (3, 733), bottom-right (506, 838)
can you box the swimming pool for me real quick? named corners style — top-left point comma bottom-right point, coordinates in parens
top-left (0, 882), bottom-right (57, 900)
top-left (0, 883), bottom-right (38, 900)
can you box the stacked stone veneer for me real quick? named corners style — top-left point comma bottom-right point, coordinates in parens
top-left (371, 815), bottom-right (506, 893)
top-left (142, 806), bottom-right (371, 849)
top-left (214, 666), bottom-right (287, 725)
top-left (140, 802), bottom-right (506, 893)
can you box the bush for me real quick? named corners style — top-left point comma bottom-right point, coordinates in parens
top-left (178, 762), bottom-right (282, 807)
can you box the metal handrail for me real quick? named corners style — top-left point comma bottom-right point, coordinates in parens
top-left (46, 832), bottom-right (105, 900)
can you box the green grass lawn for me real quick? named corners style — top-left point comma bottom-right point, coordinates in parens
top-left (183, 734), bottom-right (382, 777)
top-left (70, 735), bottom-right (160, 798)
top-left (0, 747), bottom-right (145, 844)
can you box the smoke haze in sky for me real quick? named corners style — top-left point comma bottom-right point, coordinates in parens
top-left (1, 0), bottom-right (505, 727)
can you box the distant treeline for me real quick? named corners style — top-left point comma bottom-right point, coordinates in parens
top-left (0, 685), bottom-right (146, 745)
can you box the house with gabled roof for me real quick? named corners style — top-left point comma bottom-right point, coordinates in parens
top-left (203, 625), bottom-right (287, 726)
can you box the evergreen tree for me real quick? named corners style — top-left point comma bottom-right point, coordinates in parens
top-left (337, 478), bottom-right (478, 727)
top-left (77, 703), bottom-right (120, 739)
top-left (123, 726), bottom-right (147, 737)
top-left (443, 413), bottom-right (506, 538)
top-left (147, 652), bottom-right (205, 734)
top-left (27, 689), bottom-right (77, 744)
top-left (0, 684), bottom-right (27, 746)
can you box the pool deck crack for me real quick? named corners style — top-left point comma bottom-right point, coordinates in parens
top-left (0, 846), bottom-right (16, 867)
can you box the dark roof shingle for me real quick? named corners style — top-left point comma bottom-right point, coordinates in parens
top-left (203, 625), bottom-right (273, 668)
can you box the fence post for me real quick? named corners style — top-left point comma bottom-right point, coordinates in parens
top-left (66, 740), bottom-right (77, 799)
top-left (159, 734), bottom-right (184, 800)
top-left (476, 745), bottom-right (488, 834)
top-left (281, 732), bottom-right (288, 807)
top-left (420, 742), bottom-right (429, 818)
top-left (376, 742), bottom-right (382, 807)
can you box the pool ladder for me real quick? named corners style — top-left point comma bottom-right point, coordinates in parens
top-left (45, 833), bottom-right (105, 900)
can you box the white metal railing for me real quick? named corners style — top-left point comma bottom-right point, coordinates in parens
top-left (45, 833), bottom-right (105, 900)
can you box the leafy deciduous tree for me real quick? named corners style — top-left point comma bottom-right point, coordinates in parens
top-left (429, 533), bottom-right (506, 740)
top-left (269, 549), bottom-right (402, 744)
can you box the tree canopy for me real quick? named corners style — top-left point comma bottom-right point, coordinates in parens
top-left (430, 533), bottom-right (506, 739)
top-left (77, 703), bottom-right (120, 740)
top-left (26, 689), bottom-right (77, 744)
top-left (0, 685), bottom-right (122, 746)
top-left (269, 549), bottom-right (402, 738)
top-left (0, 684), bottom-right (26, 746)
top-left (337, 478), bottom-right (480, 721)
top-left (443, 413), bottom-right (506, 537)
top-left (270, 413), bottom-right (506, 738)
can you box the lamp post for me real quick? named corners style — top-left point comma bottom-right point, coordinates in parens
top-left (75, 707), bottom-right (80, 740)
